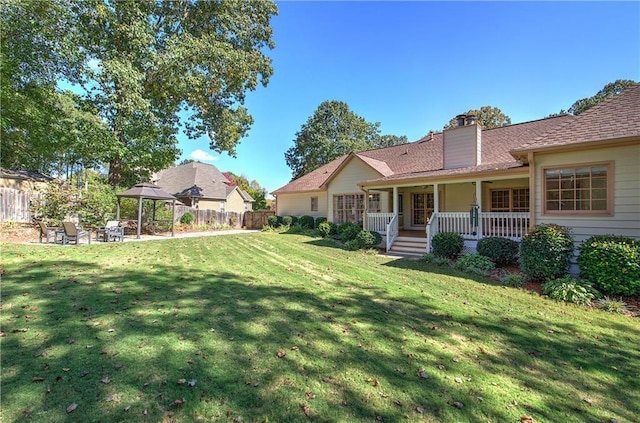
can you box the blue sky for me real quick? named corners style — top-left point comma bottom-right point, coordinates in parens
top-left (178, 1), bottom-right (640, 196)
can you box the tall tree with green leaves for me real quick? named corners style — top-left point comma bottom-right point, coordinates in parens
top-left (0, 0), bottom-right (107, 174)
top-left (285, 101), bottom-right (407, 180)
top-left (444, 105), bottom-right (511, 129)
top-left (79, 0), bottom-right (278, 186)
top-left (1, 0), bottom-right (278, 187)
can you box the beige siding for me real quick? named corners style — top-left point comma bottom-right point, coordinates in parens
top-left (197, 199), bottom-right (223, 211)
top-left (443, 124), bottom-right (480, 169)
top-left (327, 158), bottom-right (382, 222)
top-left (226, 189), bottom-right (248, 214)
top-left (534, 144), bottom-right (640, 243)
top-left (276, 192), bottom-right (328, 218)
top-left (442, 183), bottom-right (475, 211)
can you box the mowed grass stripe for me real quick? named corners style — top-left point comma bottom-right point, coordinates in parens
top-left (1, 232), bottom-right (639, 423)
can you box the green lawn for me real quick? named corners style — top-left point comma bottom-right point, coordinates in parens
top-left (1, 232), bottom-right (638, 422)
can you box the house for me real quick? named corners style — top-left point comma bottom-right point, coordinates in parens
top-left (272, 85), bottom-right (640, 257)
top-left (152, 162), bottom-right (254, 213)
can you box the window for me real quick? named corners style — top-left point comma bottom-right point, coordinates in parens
top-left (491, 188), bottom-right (529, 212)
top-left (368, 193), bottom-right (380, 213)
top-left (412, 193), bottom-right (434, 225)
top-left (544, 163), bottom-right (611, 214)
top-left (310, 196), bottom-right (318, 212)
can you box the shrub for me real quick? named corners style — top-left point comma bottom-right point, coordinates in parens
top-left (344, 238), bottom-right (363, 251)
top-left (542, 276), bottom-right (597, 306)
top-left (276, 215), bottom-right (284, 227)
top-left (179, 212), bottom-right (194, 225)
top-left (317, 221), bottom-right (337, 238)
top-left (266, 215), bottom-right (278, 228)
top-left (520, 224), bottom-right (573, 282)
top-left (477, 237), bottom-right (519, 266)
top-left (594, 297), bottom-right (629, 314)
top-left (431, 232), bottom-right (463, 259)
top-left (356, 230), bottom-right (382, 249)
top-left (454, 253), bottom-right (495, 276)
top-left (499, 273), bottom-right (526, 288)
top-left (433, 256), bottom-right (453, 267)
top-left (299, 215), bottom-right (315, 229)
top-left (315, 216), bottom-right (327, 228)
top-left (336, 222), bottom-right (362, 242)
top-left (578, 235), bottom-right (640, 296)
top-left (282, 216), bottom-right (294, 226)
top-left (287, 223), bottom-right (305, 234)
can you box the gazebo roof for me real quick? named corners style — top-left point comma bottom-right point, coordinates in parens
top-left (117, 183), bottom-right (177, 200)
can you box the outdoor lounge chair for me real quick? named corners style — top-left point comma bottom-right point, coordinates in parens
top-left (96, 220), bottom-right (124, 242)
top-left (37, 221), bottom-right (59, 243)
top-left (60, 221), bottom-right (91, 245)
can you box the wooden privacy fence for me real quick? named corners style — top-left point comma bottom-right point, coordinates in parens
top-left (0, 188), bottom-right (38, 222)
top-left (244, 210), bottom-right (275, 229)
top-left (174, 205), bottom-right (244, 228)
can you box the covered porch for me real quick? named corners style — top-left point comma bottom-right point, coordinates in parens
top-left (363, 176), bottom-right (531, 254)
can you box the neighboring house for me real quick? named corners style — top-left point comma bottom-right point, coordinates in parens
top-left (0, 168), bottom-right (53, 222)
top-left (152, 162), bottom-right (254, 213)
top-left (272, 85), bottom-right (640, 257)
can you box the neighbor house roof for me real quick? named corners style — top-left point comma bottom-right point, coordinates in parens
top-left (272, 115), bottom-right (573, 194)
top-left (0, 168), bottom-right (53, 182)
top-left (154, 162), bottom-right (252, 202)
top-left (512, 83), bottom-right (640, 155)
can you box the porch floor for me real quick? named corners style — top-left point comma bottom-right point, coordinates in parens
top-left (398, 230), bottom-right (426, 238)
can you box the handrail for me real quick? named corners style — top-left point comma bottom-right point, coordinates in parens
top-left (385, 213), bottom-right (399, 252)
top-left (426, 212), bottom-right (438, 253)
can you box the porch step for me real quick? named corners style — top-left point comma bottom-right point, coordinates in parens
top-left (388, 236), bottom-right (427, 256)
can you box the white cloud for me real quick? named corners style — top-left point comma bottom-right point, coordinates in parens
top-left (190, 149), bottom-right (219, 162)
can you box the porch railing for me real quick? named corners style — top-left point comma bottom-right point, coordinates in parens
top-left (367, 212), bottom-right (394, 233)
top-left (426, 212), bottom-right (529, 251)
top-left (386, 213), bottom-right (399, 252)
top-left (480, 212), bottom-right (530, 240)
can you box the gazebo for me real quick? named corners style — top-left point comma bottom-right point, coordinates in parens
top-left (116, 183), bottom-right (177, 239)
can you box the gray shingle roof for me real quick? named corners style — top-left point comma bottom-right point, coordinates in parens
top-left (155, 162), bottom-right (244, 201)
top-left (272, 115), bottom-right (573, 194)
top-left (512, 83), bottom-right (640, 153)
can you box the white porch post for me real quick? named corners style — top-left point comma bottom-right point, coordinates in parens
top-left (475, 179), bottom-right (483, 238)
top-left (363, 188), bottom-right (369, 230)
top-left (392, 186), bottom-right (398, 215)
top-left (433, 183), bottom-right (439, 212)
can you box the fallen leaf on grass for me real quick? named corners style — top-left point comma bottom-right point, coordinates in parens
top-left (417, 368), bottom-right (429, 379)
top-left (177, 378), bottom-right (186, 385)
top-left (101, 376), bottom-right (110, 384)
top-left (415, 406), bottom-right (425, 414)
top-left (393, 399), bottom-right (403, 406)
top-left (173, 398), bottom-right (186, 407)
top-left (301, 404), bottom-right (311, 417)
top-left (32, 377), bottom-right (45, 382)
top-left (452, 401), bottom-right (464, 409)
top-left (66, 403), bottom-right (78, 413)
top-left (583, 397), bottom-right (593, 405)
top-left (80, 370), bottom-right (89, 377)
top-left (62, 368), bottom-right (70, 372)
top-left (277, 350), bottom-right (286, 358)
top-left (12, 327), bottom-right (29, 333)
top-left (188, 379), bottom-right (196, 387)
top-left (520, 416), bottom-right (535, 423)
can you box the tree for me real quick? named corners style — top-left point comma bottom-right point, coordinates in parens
top-left (0, 0), bottom-right (105, 175)
top-left (1, 0), bottom-right (278, 188)
top-left (444, 106), bottom-right (511, 129)
top-left (568, 79), bottom-right (636, 115)
top-left (285, 101), bottom-right (407, 180)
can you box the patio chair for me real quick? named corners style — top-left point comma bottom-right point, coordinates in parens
top-left (96, 220), bottom-right (124, 242)
top-left (37, 221), bottom-right (59, 243)
top-left (60, 221), bottom-right (91, 245)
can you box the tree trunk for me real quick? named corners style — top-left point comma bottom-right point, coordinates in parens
top-left (108, 155), bottom-right (122, 187)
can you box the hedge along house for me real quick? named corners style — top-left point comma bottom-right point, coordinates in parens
top-left (272, 85), bottom-right (640, 256)
top-left (152, 161), bottom-right (254, 213)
